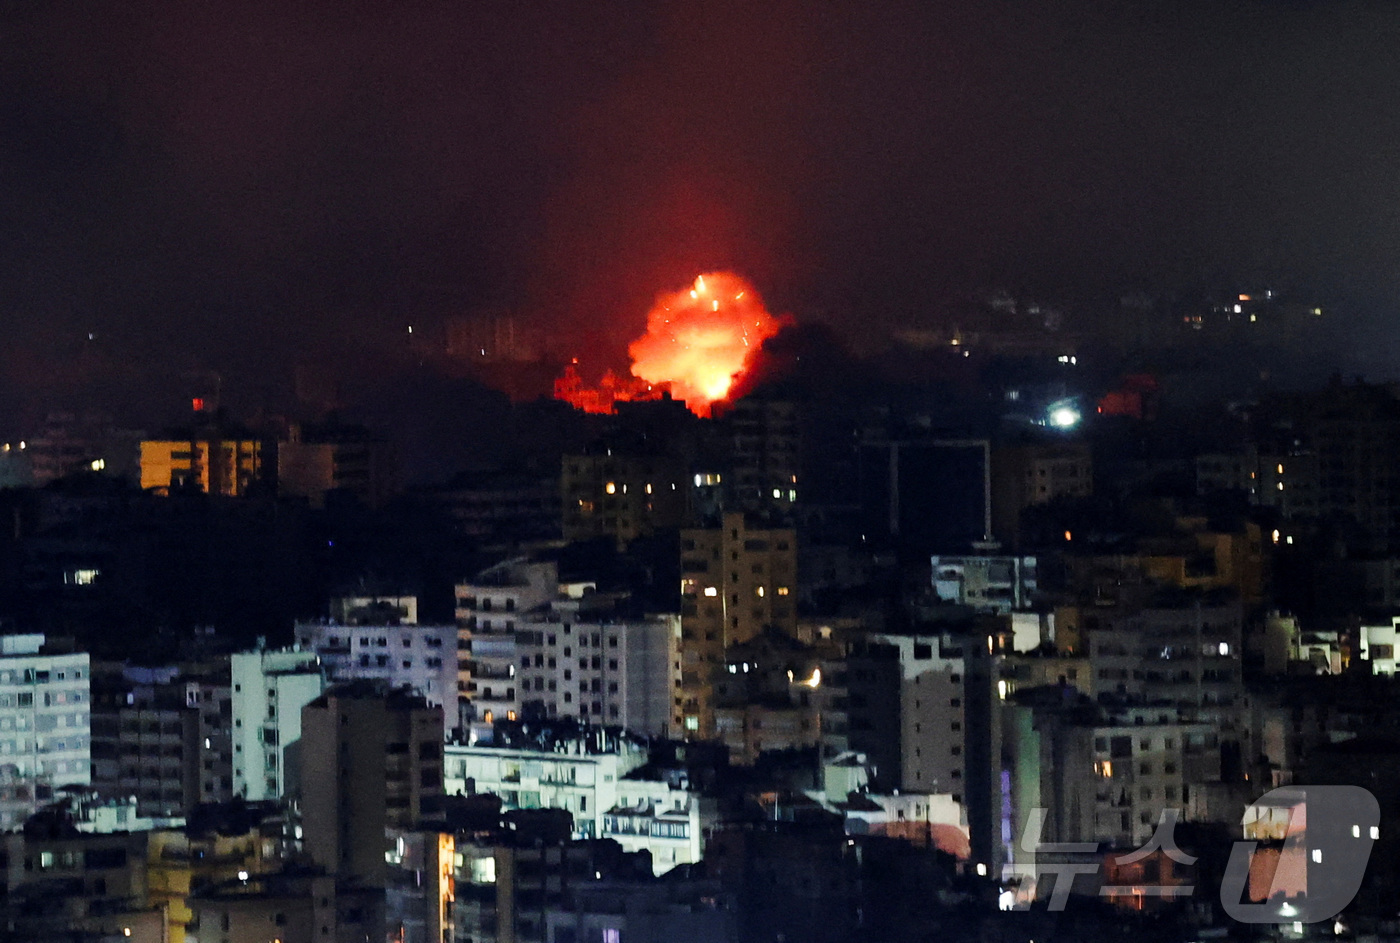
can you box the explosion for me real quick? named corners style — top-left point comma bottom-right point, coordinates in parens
top-left (556, 272), bottom-right (788, 417)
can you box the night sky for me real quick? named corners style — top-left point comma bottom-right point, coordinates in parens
top-left (4, 0), bottom-right (1399, 428)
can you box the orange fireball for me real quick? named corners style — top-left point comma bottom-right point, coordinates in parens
top-left (627, 272), bottom-right (786, 417)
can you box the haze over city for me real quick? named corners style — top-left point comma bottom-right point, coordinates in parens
top-left (6, 0), bottom-right (1400, 442)
top-left (5, 4), bottom-right (1400, 942)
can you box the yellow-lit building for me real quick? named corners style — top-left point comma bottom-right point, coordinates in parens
top-left (140, 437), bottom-right (263, 496)
top-left (677, 513), bottom-right (796, 737)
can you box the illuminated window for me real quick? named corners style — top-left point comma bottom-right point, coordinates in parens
top-left (605, 482), bottom-right (616, 495)
top-left (703, 587), bottom-right (718, 597)
top-left (482, 711), bottom-right (493, 725)
top-left (776, 587), bottom-right (790, 596)
top-left (64, 569), bottom-right (99, 586)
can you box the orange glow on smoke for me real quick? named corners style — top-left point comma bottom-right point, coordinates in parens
top-left (555, 272), bottom-right (787, 417)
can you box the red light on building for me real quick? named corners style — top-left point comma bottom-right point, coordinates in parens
top-left (192, 398), bottom-right (206, 413)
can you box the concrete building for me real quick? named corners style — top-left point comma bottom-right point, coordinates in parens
top-left (713, 701), bottom-right (820, 766)
top-left (296, 682), bottom-right (444, 887)
top-left (1199, 382), bottom-right (1400, 552)
top-left (430, 470), bottom-right (561, 545)
top-left (385, 829), bottom-right (458, 943)
top-left (855, 438), bottom-right (993, 554)
top-left (0, 829), bottom-right (175, 943)
top-left (0, 634), bottom-right (91, 831)
top-left (444, 736), bottom-right (649, 840)
top-left (329, 593), bottom-right (418, 626)
top-left (561, 450), bottom-right (689, 546)
top-left (1000, 651), bottom-right (1092, 699)
top-left (931, 553), bottom-right (1039, 613)
top-left (89, 663), bottom-right (199, 818)
top-left (276, 422), bottom-right (392, 508)
top-left (457, 559), bottom-right (681, 742)
top-left (678, 513), bottom-right (797, 737)
top-left (723, 396), bottom-right (800, 516)
top-left (182, 673), bottom-right (235, 808)
top-left (453, 824), bottom-right (655, 943)
top-left (1360, 616), bottom-right (1400, 675)
top-left (1195, 446), bottom-right (1261, 498)
top-left (294, 619), bottom-right (458, 737)
top-left (456, 559), bottom-right (560, 738)
top-left (1063, 518), bottom-right (1267, 607)
top-left (842, 625), bottom-right (1003, 872)
top-left (140, 426), bottom-right (264, 497)
top-left (230, 648), bottom-right (325, 802)
top-left (91, 662), bottom-right (234, 817)
top-left (1002, 689), bottom-right (1221, 898)
top-left (709, 629), bottom-right (829, 765)
top-left (991, 439), bottom-right (1092, 546)
top-left (187, 872), bottom-right (383, 943)
top-left (515, 596), bottom-right (679, 737)
top-left (443, 734), bottom-right (711, 875)
top-left (1086, 595), bottom-right (1245, 717)
top-left (467, 631), bottom-right (522, 740)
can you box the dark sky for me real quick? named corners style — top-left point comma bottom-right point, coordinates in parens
top-left (4, 0), bottom-right (1400, 425)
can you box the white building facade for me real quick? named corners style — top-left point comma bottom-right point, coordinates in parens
top-left (0, 634), bottom-right (91, 831)
top-left (516, 599), bottom-right (678, 737)
top-left (230, 648), bottom-right (325, 801)
top-left (1360, 616), bottom-right (1400, 675)
top-left (294, 621), bottom-right (458, 737)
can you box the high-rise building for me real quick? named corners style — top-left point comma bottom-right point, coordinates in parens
top-left (140, 424), bottom-right (264, 496)
top-left (230, 648), bottom-right (325, 801)
top-left (181, 672), bottom-right (234, 808)
top-left (515, 596), bottom-right (679, 736)
top-left (843, 626), bottom-right (1003, 872)
top-left (678, 513), bottom-right (797, 737)
top-left (89, 664), bottom-right (199, 818)
top-left (89, 662), bottom-right (234, 817)
top-left (990, 439), bottom-right (1092, 546)
top-left (561, 450), bottom-right (689, 546)
top-left (296, 682), bottom-right (444, 887)
top-left (723, 397), bottom-right (800, 516)
top-left (1002, 689), bottom-right (1220, 901)
top-left (0, 634), bottom-right (91, 831)
top-left (295, 620), bottom-right (458, 739)
top-left (455, 559), bottom-right (559, 740)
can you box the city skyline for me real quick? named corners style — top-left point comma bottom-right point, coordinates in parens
top-left (4, 1), bottom-right (1400, 429)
